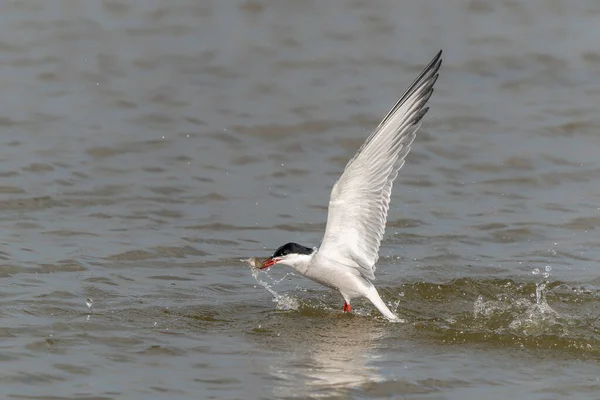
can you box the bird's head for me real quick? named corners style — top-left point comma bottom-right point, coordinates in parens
top-left (261, 242), bottom-right (315, 271)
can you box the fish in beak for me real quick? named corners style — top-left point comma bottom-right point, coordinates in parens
top-left (260, 257), bottom-right (279, 269)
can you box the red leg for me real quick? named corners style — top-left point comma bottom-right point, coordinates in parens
top-left (343, 302), bottom-right (352, 313)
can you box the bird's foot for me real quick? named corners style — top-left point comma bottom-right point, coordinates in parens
top-left (343, 302), bottom-right (352, 313)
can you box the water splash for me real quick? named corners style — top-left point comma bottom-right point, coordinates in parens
top-left (243, 258), bottom-right (300, 311)
top-left (85, 297), bottom-right (93, 322)
top-left (473, 266), bottom-right (565, 336)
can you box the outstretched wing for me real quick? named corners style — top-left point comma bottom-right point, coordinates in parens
top-left (316, 51), bottom-right (442, 280)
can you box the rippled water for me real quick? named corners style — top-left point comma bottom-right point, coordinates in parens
top-left (2, 1), bottom-right (600, 399)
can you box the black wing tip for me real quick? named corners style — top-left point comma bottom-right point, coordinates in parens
top-left (428, 50), bottom-right (443, 77)
top-left (376, 50), bottom-right (443, 129)
top-left (426, 50), bottom-right (443, 78)
top-left (415, 50), bottom-right (443, 83)
top-left (343, 50), bottom-right (443, 167)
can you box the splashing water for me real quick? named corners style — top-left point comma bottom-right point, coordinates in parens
top-left (473, 265), bottom-right (566, 336)
top-left (243, 258), bottom-right (300, 311)
top-left (85, 298), bottom-right (94, 322)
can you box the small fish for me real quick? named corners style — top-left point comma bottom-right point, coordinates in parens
top-left (243, 257), bottom-right (263, 269)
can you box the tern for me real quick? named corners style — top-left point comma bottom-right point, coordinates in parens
top-left (260, 50), bottom-right (442, 321)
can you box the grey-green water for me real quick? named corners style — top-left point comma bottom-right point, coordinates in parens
top-left (1, 1), bottom-right (600, 399)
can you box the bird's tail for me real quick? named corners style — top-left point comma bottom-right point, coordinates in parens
top-left (367, 287), bottom-right (400, 322)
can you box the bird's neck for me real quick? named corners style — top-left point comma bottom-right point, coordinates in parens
top-left (287, 253), bottom-right (315, 275)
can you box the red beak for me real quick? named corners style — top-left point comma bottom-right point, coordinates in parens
top-left (260, 257), bottom-right (277, 270)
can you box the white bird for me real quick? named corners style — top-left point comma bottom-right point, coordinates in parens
top-left (260, 51), bottom-right (442, 321)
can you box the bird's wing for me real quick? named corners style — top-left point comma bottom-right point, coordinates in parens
top-left (315, 51), bottom-right (442, 281)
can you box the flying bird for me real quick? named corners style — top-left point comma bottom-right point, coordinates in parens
top-left (260, 51), bottom-right (442, 321)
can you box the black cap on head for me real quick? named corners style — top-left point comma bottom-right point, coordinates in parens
top-left (273, 242), bottom-right (314, 257)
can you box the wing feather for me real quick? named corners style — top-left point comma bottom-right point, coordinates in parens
top-left (315, 51), bottom-right (442, 281)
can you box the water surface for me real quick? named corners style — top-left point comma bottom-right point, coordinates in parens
top-left (1, 1), bottom-right (600, 399)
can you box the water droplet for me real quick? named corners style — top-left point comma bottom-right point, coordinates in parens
top-left (532, 268), bottom-right (540, 275)
top-left (545, 265), bottom-right (552, 272)
top-left (86, 298), bottom-right (93, 308)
